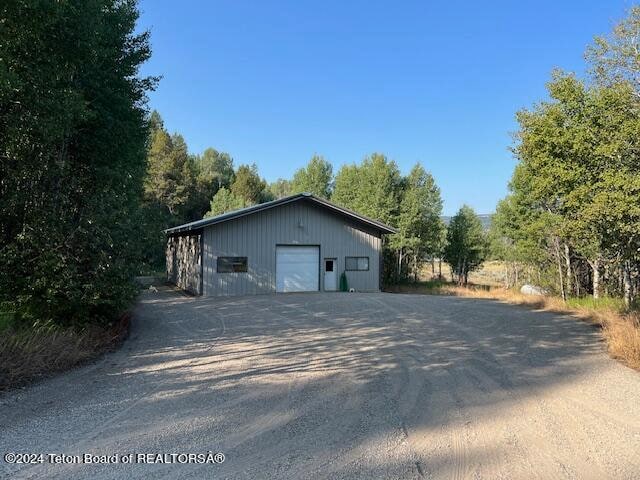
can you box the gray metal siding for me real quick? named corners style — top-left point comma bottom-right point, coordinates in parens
top-left (202, 201), bottom-right (382, 296)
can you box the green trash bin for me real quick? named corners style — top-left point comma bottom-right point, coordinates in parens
top-left (339, 272), bottom-right (348, 292)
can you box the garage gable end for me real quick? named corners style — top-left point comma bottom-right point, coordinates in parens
top-left (165, 193), bottom-right (396, 237)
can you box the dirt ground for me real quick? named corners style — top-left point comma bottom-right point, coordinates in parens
top-left (1, 290), bottom-right (639, 479)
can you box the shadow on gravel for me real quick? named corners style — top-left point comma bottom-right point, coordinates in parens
top-left (1, 290), bottom-right (615, 479)
top-left (100, 291), bottom-right (606, 478)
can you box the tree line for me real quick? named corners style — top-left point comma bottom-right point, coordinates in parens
top-left (489, 8), bottom-right (640, 307)
top-left (142, 118), bottom-right (457, 284)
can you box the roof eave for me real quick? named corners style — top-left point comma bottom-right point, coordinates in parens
top-left (164, 193), bottom-right (397, 236)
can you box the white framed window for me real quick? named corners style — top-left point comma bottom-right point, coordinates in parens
top-left (345, 256), bottom-right (369, 271)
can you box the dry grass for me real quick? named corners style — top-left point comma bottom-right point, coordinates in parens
top-left (420, 260), bottom-right (507, 287)
top-left (0, 314), bottom-right (130, 391)
top-left (387, 281), bottom-right (640, 371)
top-left (602, 314), bottom-right (640, 370)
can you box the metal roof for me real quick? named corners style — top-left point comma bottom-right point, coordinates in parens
top-left (164, 192), bottom-right (397, 235)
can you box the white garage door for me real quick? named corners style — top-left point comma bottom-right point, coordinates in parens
top-left (276, 246), bottom-right (319, 293)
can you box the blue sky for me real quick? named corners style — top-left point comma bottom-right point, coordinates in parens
top-left (138, 1), bottom-right (632, 215)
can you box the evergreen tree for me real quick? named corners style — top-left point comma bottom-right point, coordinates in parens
top-left (231, 164), bottom-right (267, 204)
top-left (148, 109), bottom-right (164, 135)
top-left (144, 130), bottom-right (196, 219)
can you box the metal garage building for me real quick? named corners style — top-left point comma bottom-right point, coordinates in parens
top-left (165, 192), bottom-right (396, 296)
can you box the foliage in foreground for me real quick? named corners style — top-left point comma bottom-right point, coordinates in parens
top-left (0, 0), bottom-right (154, 326)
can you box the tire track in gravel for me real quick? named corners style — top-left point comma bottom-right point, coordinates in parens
top-left (372, 294), bottom-right (569, 479)
top-left (169, 295), bottom-right (386, 479)
top-left (11, 293), bottom-right (227, 480)
top-left (252, 295), bottom-right (423, 479)
top-left (368, 295), bottom-right (464, 479)
top-left (405, 294), bottom-right (623, 480)
top-left (4, 291), bottom-right (640, 479)
top-left (428, 313), bottom-right (578, 479)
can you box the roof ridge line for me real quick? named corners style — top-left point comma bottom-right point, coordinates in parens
top-left (165, 193), bottom-right (397, 235)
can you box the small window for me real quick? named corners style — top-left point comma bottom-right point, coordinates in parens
top-left (345, 256), bottom-right (369, 271)
top-left (325, 260), bottom-right (334, 272)
top-left (217, 256), bottom-right (248, 273)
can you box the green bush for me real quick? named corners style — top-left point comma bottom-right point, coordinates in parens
top-left (565, 296), bottom-right (627, 312)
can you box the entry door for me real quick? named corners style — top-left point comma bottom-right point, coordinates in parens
top-left (276, 246), bottom-right (320, 292)
top-left (324, 258), bottom-right (337, 291)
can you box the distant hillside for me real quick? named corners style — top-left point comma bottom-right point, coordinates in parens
top-left (441, 214), bottom-right (493, 230)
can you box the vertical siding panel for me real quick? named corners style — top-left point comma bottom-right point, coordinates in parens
top-left (235, 220), bottom-right (239, 295)
top-left (225, 223), bottom-right (230, 296)
top-left (214, 228), bottom-right (219, 295)
top-left (209, 228), bottom-right (214, 295)
top-left (218, 228), bottom-right (222, 294)
top-left (208, 229), bottom-right (212, 294)
top-left (219, 226), bottom-right (224, 296)
top-left (263, 209), bottom-right (268, 294)
top-left (255, 213), bottom-right (260, 293)
top-left (239, 218), bottom-right (244, 296)
top-left (202, 228), bottom-right (211, 295)
top-left (264, 211), bottom-right (268, 293)
top-left (238, 219), bottom-right (243, 295)
top-left (218, 227), bottom-right (223, 294)
top-left (253, 214), bottom-right (258, 294)
top-left (237, 218), bottom-right (242, 296)
top-left (215, 228), bottom-right (219, 293)
top-left (214, 228), bottom-right (218, 294)
top-left (246, 216), bottom-right (251, 294)
top-left (263, 210), bottom-right (268, 292)
top-left (256, 214), bottom-right (260, 294)
top-left (216, 227), bottom-right (221, 296)
top-left (196, 199), bottom-right (386, 296)
top-left (268, 208), bottom-right (273, 291)
top-left (229, 220), bottom-right (235, 296)
top-left (207, 228), bottom-right (212, 294)
top-left (267, 209), bottom-right (272, 292)
top-left (246, 216), bottom-right (253, 295)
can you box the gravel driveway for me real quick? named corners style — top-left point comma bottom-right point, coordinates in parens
top-left (1, 290), bottom-right (640, 479)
